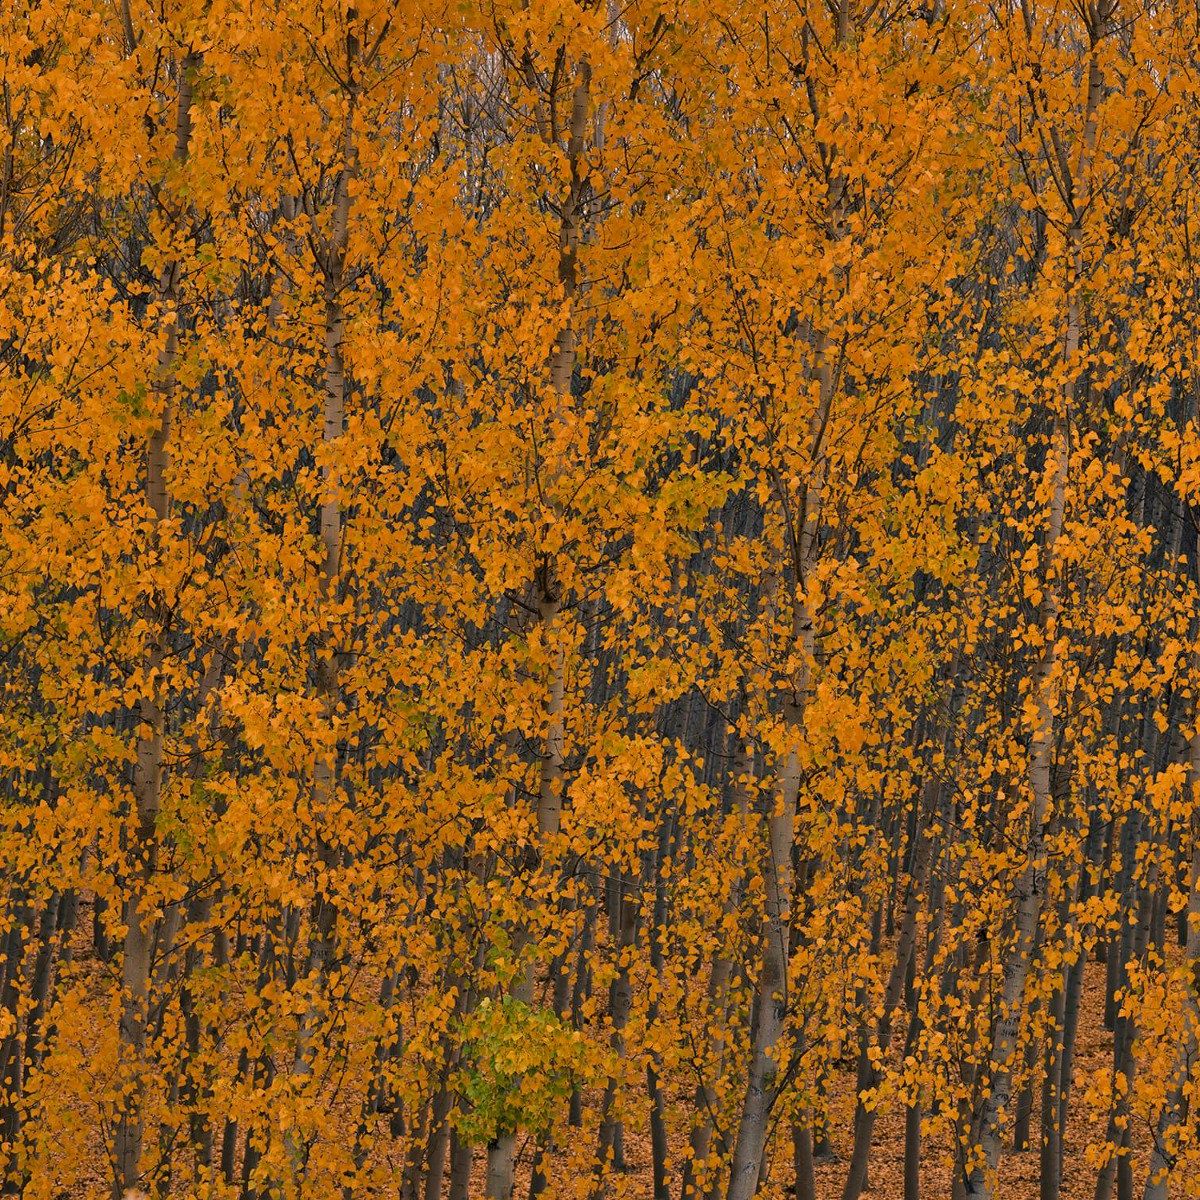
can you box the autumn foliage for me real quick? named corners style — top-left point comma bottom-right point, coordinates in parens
top-left (3, 1), bottom-right (1200, 1198)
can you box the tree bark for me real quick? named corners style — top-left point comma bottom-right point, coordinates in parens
top-left (485, 59), bottom-right (589, 1200)
top-left (966, 16), bottom-right (1107, 1186)
top-left (115, 48), bottom-right (198, 1200)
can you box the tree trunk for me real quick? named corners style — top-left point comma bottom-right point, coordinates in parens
top-left (792, 1121), bottom-right (816, 1200)
top-left (285, 77), bottom-right (357, 1186)
top-left (115, 48), bottom-right (197, 1199)
top-left (1039, 977), bottom-right (1067, 1200)
top-left (485, 59), bottom-right (589, 1200)
top-left (965, 21), bottom-right (1107, 1182)
top-left (841, 794), bottom-right (933, 1200)
top-left (726, 308), bottom-right (831, 1200)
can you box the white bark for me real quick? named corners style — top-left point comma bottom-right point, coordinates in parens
top-left (484, 61), bottom-right (590, 1200)
top-left (966, 20), bottom-right (1106, 1192)
top-left (115, 49), bottom-right (197, 1199)
top-left (286, 73), bottom-right (358, 1185)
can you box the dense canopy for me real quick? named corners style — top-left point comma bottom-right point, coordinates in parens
top-left (3, 1), bottom-right (1200, 1199)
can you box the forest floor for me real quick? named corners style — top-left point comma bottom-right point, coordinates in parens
top-left (49, 910), bottom-right (1146, 1199)
top-left (485, 961), bottom-right (1149, 1200)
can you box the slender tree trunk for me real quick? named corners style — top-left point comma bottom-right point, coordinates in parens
top-left (965, 433), bottom-right (1063, 1199)
top-left (841, 793), bottom-right (933, 1200)
top-left (645, 811), bottom-right (674, 1200)
top-left (1143, 699), bottom-right (1200, 1195)
top-left (725, 697), bottom-right (804, 1200)
top-left (1039, 976), bottom-right (1068, 1200)
top-left (1055, 806), bottom-right (1107, 1180)
top-left (484, 59), bottom-right (589, 1200)
top-left (793, 1121), bottom-right (816, 1200)
top-left (726, 304), bottom-right (832, 1200)
top-left (1095, 865), bottom-right (1157, 1200)
top-left (115, 49), bottom-right (197, 1199)
top-left (966, 24), bottom-right (1107, 1185)
top-left (595, 867), bottom-right (637, 1185)
top-left (281, 28), bottom-right (366, 1182)
top-left (683, 735), bottom-right (754, 1200)
top-left (448, 1129), bottom-right (473, 1200)
top-left (904, 1085), bottom-right (922, 1200)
